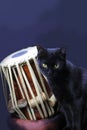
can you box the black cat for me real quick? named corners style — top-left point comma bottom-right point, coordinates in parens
top-left (36, 45), bottom-right (87, 130)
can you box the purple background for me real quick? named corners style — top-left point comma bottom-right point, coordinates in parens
top-left (0, 0), bottom-right (87, 130)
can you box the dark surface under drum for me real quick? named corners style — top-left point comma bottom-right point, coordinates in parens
top-left (8, 112), bottom-right (66, 130)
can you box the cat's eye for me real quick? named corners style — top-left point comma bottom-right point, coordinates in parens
top-left (54, 64), bottom-right (60, 69)
top-left (42, 63), bottom-right (48, 69)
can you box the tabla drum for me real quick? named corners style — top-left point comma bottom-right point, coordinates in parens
top-left (0, 46), bottom-right (58, 120)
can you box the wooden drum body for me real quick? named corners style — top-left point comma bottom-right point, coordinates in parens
top-left (0, 46), bottom-right (58, 120)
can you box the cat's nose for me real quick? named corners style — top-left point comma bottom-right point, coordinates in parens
top-left (48, 70), bottom-right (52, 75)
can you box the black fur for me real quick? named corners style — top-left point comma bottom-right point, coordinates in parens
top-left (37, 45), bottom-right (87, 130)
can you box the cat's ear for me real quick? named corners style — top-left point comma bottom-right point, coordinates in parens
top-left (37, 45), bottom-right (47, 58)
top-left (60, 47), bottom-right (66, 55)
top-left (59, 47), bottom-right (66, 59)
top-left (37, 45), bottom-right (44, 51)
top-left (56, 47), bottom-right (66, 59)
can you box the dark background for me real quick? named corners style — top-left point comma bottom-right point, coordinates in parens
top-left (0, 0), bottom-right (87, 130)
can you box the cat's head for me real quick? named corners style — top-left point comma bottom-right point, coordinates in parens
top-left (37, 45), bottom-right (66, 79)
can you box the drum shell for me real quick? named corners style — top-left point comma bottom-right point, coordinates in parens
top-left (0, 46), bottom-right (58, 120)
